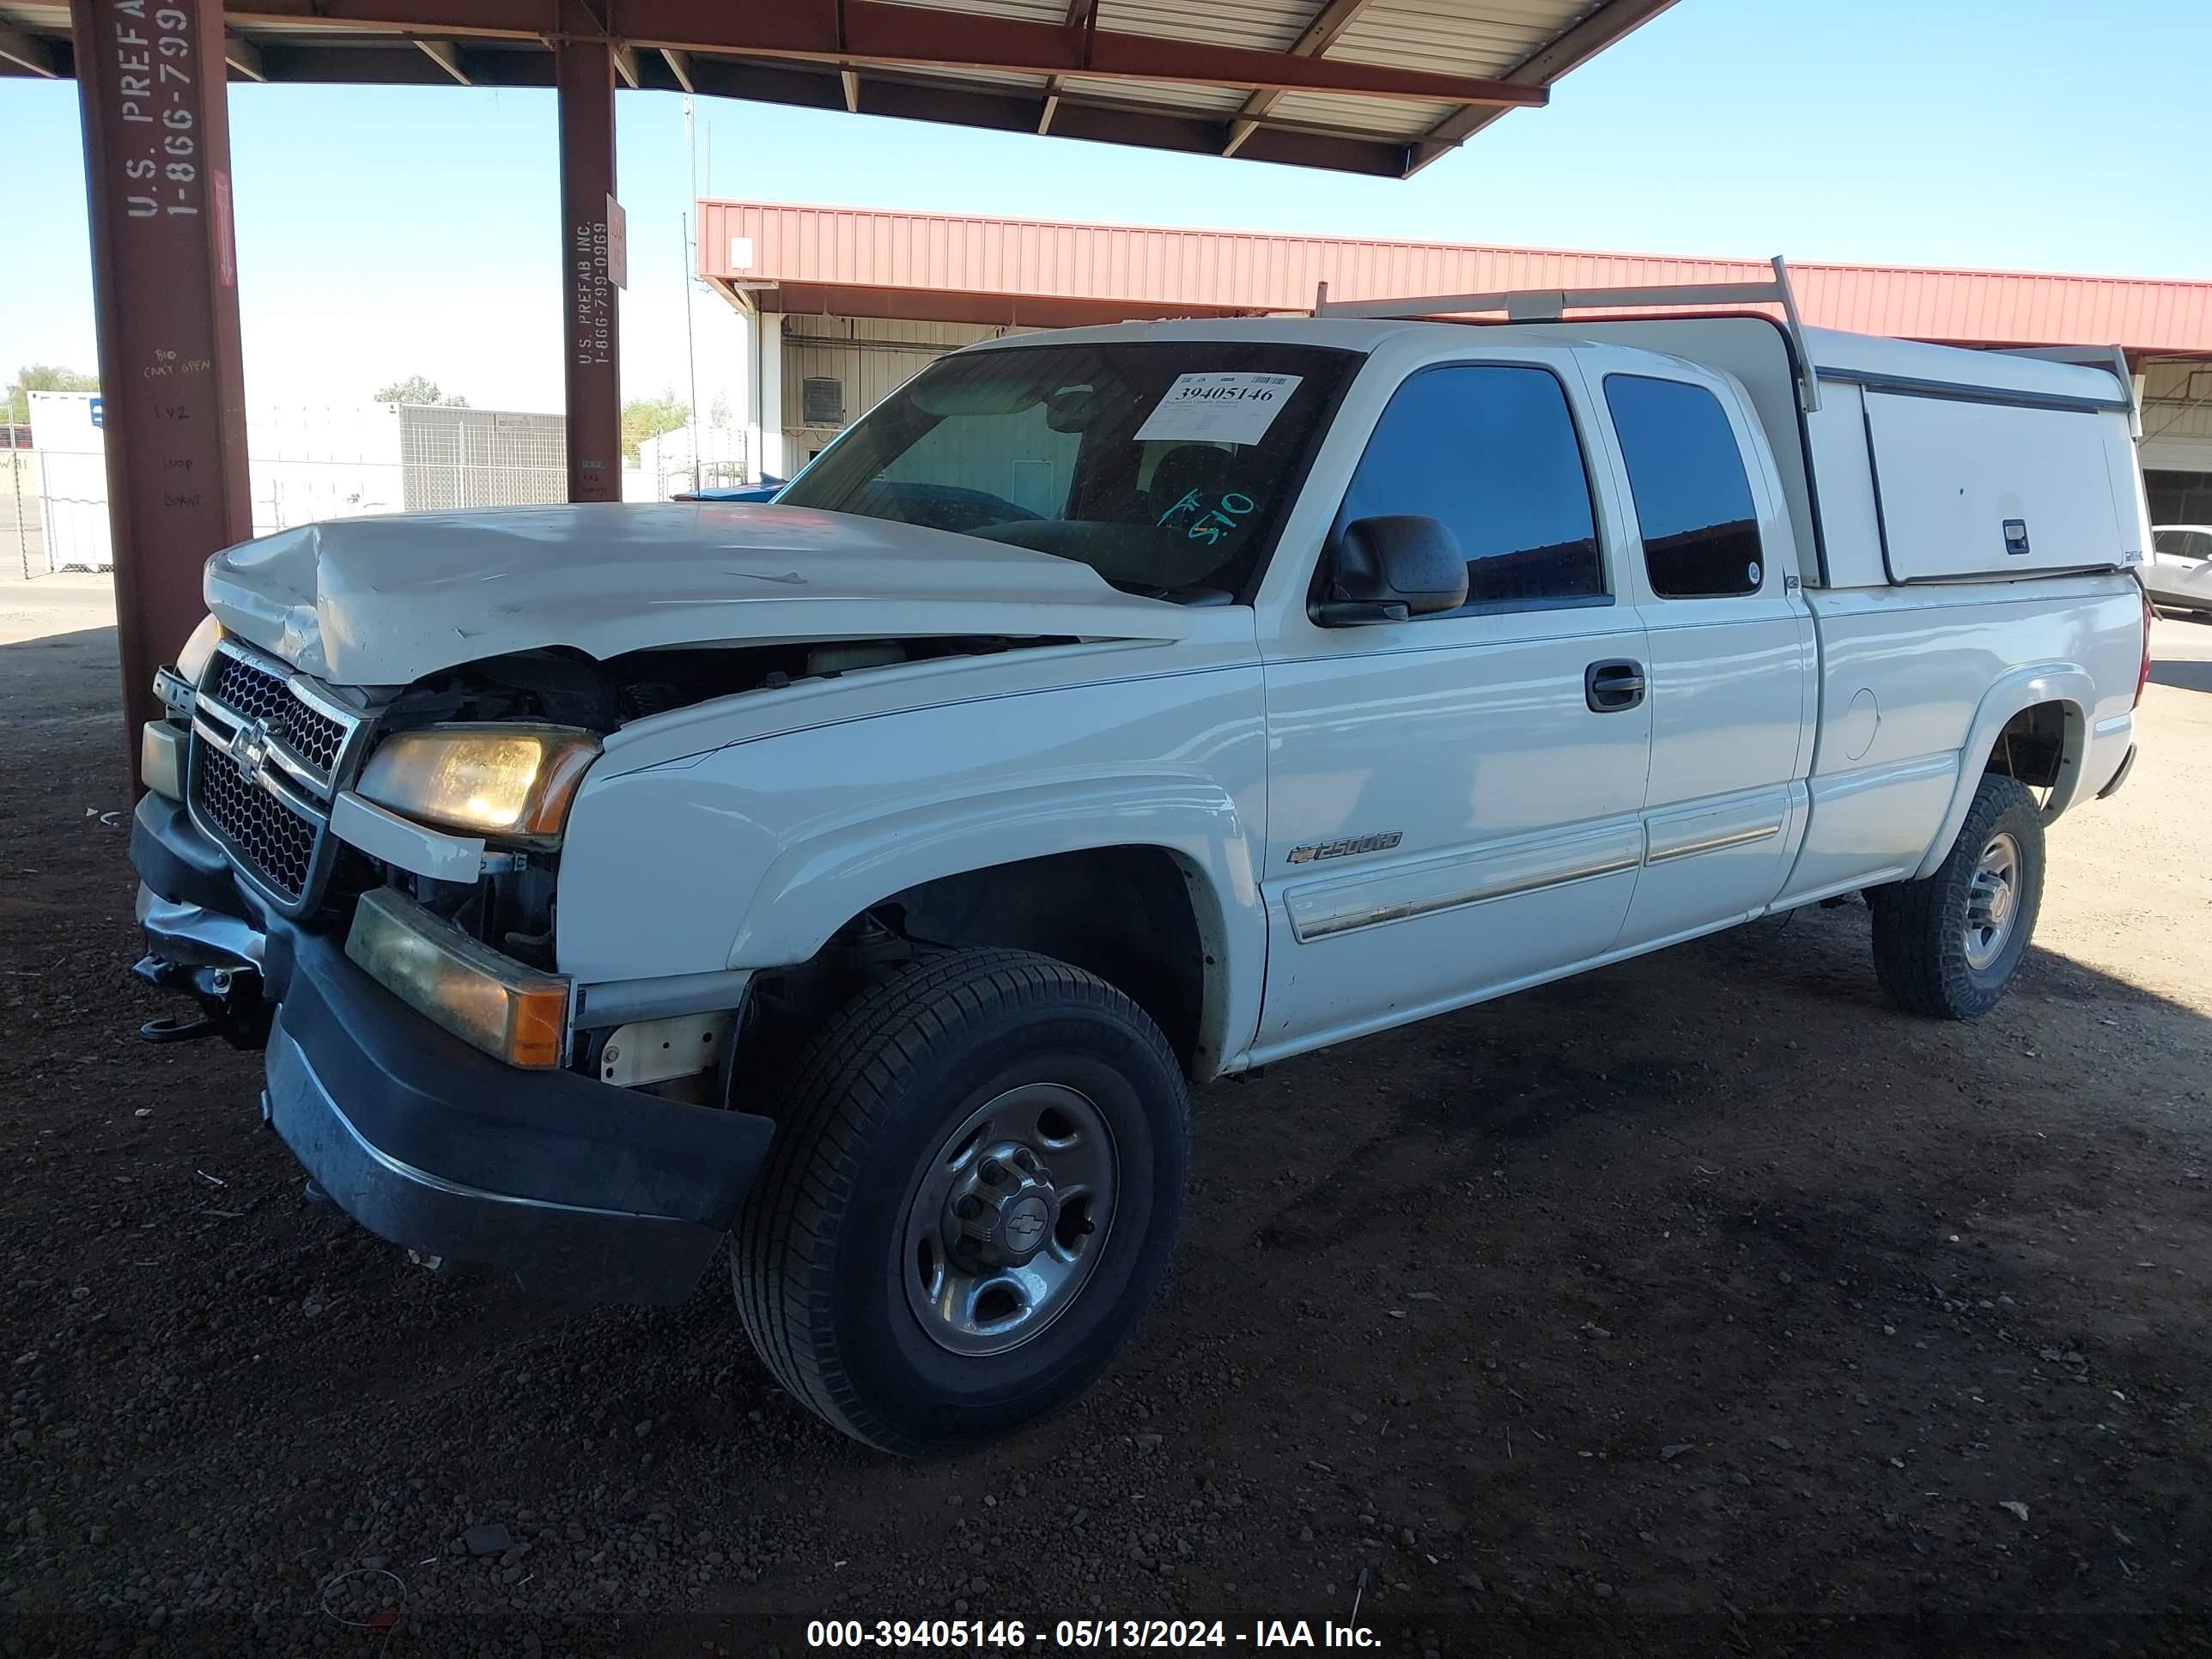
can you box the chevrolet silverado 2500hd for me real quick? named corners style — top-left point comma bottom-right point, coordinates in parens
top-left (130, 270), bottom-right (2152, 1455)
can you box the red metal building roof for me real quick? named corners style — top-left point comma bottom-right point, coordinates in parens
top-left (700, 199), bottom-right (2212, 353)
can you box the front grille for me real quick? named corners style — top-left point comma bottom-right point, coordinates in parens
top-left (207, 652), bottom-right (346, 772)
top-left (190, 739), bottom-right (318, 901)
top-left (185, 641), bottom-right (365, 915)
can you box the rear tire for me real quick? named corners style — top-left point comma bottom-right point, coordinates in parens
top-left (732, 947), bottom-right (1190, 1456)
top-left (1868, 773), bottom-right (2045, 1020)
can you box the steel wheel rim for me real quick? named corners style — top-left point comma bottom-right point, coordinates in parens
top-left (899, 1082), bottom-right (1119, 1358)
top-left (1963, 830), bottom-right (2022, 972)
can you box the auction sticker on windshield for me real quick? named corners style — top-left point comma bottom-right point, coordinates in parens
top-left (1134, 373), bottom-right (1304, 446)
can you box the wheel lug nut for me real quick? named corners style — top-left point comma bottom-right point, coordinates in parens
top-left (980, 1158), bottom-right (1006, 1183)
top-left (954, 1195), bottom-right (982, 1219)
top-left (1014, 1148), bottom-right (1038, 1173)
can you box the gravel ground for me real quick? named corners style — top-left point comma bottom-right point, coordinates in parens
top-left (3, 581), bottom-right (2209, 1657)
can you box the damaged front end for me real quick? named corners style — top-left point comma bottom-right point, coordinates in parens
top-left (125, 625), bottom-right (798, 1304)
top-left (131, 888), bottom-right (270, 1048)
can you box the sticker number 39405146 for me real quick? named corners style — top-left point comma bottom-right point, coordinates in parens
top-left (1133, 373), bottom-right (1304, 447)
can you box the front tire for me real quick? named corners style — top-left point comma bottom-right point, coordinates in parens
top-left (1869, 773), bottom-right (2045, 1020)
top-left (732, 948), bottom-right (1191, 1456)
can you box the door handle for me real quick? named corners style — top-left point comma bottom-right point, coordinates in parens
top-left (1585, 659), bottom-right (1646, 713)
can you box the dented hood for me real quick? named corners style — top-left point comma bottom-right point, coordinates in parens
top-left (204, 502), bottom-right (1191, 684)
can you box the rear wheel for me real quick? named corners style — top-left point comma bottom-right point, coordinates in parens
top-left (1868, 773), bottom-right (2045, 1020)
top-left (732, 948), bottom-right (1190, 1455)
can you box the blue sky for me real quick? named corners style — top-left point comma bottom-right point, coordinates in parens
top-left (6, 0), bottom-right (2207, 415)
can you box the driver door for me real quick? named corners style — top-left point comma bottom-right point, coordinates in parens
top-left (1252, 356), bottom-right (1652, 1059)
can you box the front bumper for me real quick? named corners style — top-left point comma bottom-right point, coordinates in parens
top-left (131, 793), bottom-right (772, 1304)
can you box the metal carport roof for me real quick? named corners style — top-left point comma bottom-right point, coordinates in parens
top-left (1, 0), bottom-right (1674, 176)
top-left (8, 0), bottom-right (1683, 776)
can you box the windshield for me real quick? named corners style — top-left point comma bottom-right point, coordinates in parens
top-left (777, 341), bottom-right (1359, 600)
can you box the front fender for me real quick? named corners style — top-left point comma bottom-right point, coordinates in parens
top-left (732, 774), bottom-right (1261, 1076)
top-left (555, 665), bottom-right (1272, 1069)
top-left (1911, 663), bottom-right (2090, 879)
top-left (729, 774), bottom-right (1253, 966)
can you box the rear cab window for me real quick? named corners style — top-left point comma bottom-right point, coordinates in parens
top-left (1603, 374), bottom-right (1766, 599)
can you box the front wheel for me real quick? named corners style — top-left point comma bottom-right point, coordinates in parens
top-left (732, 948), bottom-right (1190, 1455)
top-left (1868, 773), bottom-right (2045, 1020)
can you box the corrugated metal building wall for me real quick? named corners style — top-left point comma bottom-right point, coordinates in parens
top-left (781, 316), bottom-right (1013, 462)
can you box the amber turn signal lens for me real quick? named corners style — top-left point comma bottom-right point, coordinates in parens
top-left (345, 887), bottom-right (570, 1069)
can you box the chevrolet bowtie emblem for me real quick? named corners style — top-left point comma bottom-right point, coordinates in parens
top-left (229, 718), bottom-right (273, 784)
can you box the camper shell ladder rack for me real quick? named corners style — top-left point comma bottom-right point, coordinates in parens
top-left (1314, 254), bottom-right (1824, 414)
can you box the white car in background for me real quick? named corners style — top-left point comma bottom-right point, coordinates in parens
top-left (2147, 526), bottom-right (2212, 617)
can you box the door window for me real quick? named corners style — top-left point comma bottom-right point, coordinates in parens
top-left (1333, 365), bottom-right (1604, 615)
top-left (1604, 374), bottom-right (1765, 599)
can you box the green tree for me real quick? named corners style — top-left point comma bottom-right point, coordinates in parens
top-left (708, 392), bottom-right (732, 430)
top-left (374, 375), bottom-right (468, 408)
top-left (5, 365), bottom-right (100, 426)
top-left (622, 392), bottom-right (690, 464)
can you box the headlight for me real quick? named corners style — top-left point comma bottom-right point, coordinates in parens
top-left (357, 725), bottom-right (601, 839)
top-left (174, 615), bottom-right (225, 685)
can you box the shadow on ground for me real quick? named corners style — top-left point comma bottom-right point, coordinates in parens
top-left (2149, 656), bottom-right (2212, 693)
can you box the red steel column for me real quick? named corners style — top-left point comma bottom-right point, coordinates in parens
top-left (70, 0), bottom-right (250, 787)
top-left (556, 18), bottom-right (620, 502)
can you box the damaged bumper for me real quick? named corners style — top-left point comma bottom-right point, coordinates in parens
top-left (130, 793), bottom-right (772, 1304)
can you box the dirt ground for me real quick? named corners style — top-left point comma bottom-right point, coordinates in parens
top-left (3, 578), bottom-right (2209, 1658)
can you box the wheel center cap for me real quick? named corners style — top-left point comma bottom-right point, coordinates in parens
top-left (948, 1146), bottom-right (1057, 1267)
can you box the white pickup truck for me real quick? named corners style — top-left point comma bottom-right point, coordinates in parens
top-left (130, 270), bottom-right (2152, 1455)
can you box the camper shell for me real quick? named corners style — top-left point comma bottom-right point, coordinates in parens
top-left (1318, 263), bottom-right (2148, 594)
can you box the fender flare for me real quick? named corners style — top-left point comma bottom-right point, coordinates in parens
top-left (1911, 663), bottom-right (2092, 880)
top-left (726, 775), bottom-right (1262, 1078)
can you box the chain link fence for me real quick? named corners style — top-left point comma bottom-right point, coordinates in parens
top-left (396, 406), bottom-right (569, 513)
top-left (628, 420), bottom-right (750, 501)
top-left (3, 428), bottom-right (46, 580)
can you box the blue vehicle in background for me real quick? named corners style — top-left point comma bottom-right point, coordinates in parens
top-left (674, 477), bottom-right (786, 504)
top-left (672, 478), bottom-right (1047, 538)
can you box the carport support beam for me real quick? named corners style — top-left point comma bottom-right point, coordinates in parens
top-left (753, 309), bottom-right (784, 483)
top-left (556, 24), bottom-right (621, 502)
top-left (70, 0), bottom-right (252, 791)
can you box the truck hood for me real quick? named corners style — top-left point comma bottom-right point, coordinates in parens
top-left (204, 503), bottom-right (1191, 685)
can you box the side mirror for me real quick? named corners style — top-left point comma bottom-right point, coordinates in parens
top-left (1312, 515), bottom-right (1468, 626)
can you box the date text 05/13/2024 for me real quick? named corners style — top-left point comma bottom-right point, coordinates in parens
top-left (804, 1618), bottom-right (1382, 1650)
